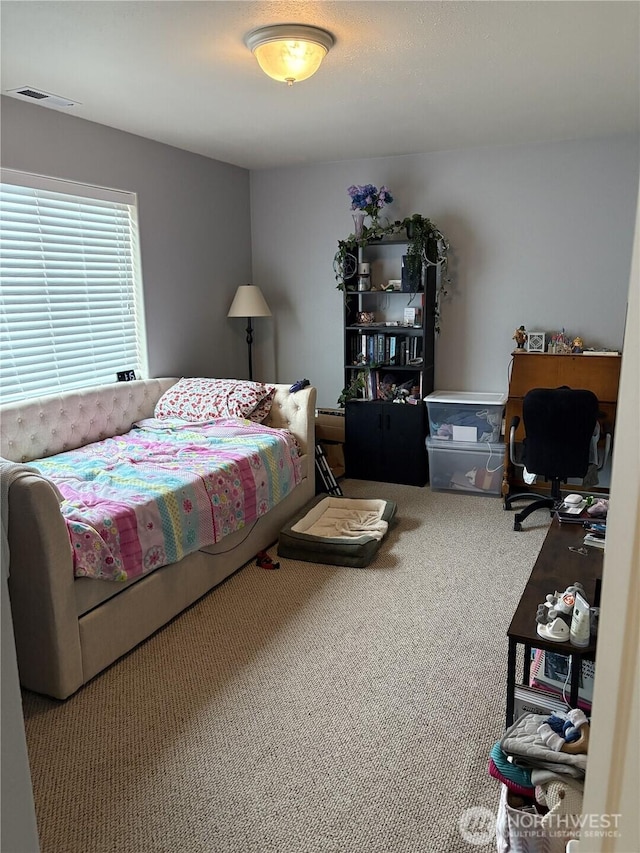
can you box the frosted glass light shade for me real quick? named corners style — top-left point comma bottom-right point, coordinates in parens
top-left (245, 25), bottom-right (334, 85)
top-left (227, 285), bottom-right (272, 318)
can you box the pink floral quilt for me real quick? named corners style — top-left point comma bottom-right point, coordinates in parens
top-left (30, 417), bottom-right (302, 581)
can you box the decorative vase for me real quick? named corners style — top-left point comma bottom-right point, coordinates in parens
top-left (368, 209), bottom-right (384, 240)
top-left (352, 211), bottom-right (365, 239)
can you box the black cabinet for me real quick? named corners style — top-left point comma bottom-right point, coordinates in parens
top-left (345, 400), bottom-right (428, 486)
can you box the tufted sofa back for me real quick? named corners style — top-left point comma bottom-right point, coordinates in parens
top-left (264, 385), bottom-right (315, 458)
top-left (0, 379), bottom-right (315, 464)
top-left (0, 379), bottom-right (178, 463)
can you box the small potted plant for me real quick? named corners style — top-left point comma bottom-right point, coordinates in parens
top-left (337, 370), bottom-right (368, 407)
top-left (401, 214), bottom-right (441, 264)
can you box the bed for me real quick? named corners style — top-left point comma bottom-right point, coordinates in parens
top-left (1, 377), bottom-right (316, 699)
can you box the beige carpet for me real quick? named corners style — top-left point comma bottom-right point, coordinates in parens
top-left (22, 480), bottom-right (549, 853)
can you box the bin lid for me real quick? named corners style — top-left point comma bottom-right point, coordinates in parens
top-left (426, 436), bottom-right (505, 452)
top-left (424, 390), bottom-right (507, 405)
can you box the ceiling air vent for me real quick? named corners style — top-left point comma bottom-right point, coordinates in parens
top-left (5, 86), bottom-right (80, 109)
top-left (17, 88), bottom-right (48, 99)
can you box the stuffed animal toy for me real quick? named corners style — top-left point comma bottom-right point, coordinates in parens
top-left (538, 709), bottom-right (590, 755)
top-left (586, 498), bottom-right (609, 518)
top-left (535, 582), bottom-right (587, 626)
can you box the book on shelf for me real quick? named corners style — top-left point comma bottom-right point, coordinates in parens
top-left (530, 649), bottom-right (593, 710)
top-left (351, 330), bottom-right (425, 373)
top-left (513, 684), bottom-right (568, 718)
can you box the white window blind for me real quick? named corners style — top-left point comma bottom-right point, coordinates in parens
top-left (0, 169), bottom-right (147, 403)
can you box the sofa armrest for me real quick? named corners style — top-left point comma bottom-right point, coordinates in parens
top-left (266, 385), bottom-right (317, 460)
top-left (8, 475), bottom-right (83, 699)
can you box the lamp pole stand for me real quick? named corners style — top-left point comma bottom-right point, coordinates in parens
top-left (228, 285), bottom-right (271, 382)
top-left (245, 316), bottom-right (254, 381)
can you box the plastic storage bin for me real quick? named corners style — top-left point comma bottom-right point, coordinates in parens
top-left (426, 437), bottom-right (504, 495)
top-left (424, 391), bottom-right (506, 443)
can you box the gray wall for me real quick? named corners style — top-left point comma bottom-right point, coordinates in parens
top-left (3, 96), bottom-right (637, 408)
top-left (250, 137), bottom-right (639, 408)
top-left (1, 89), bottom-right (639, 853)
top-left (0, 95), bottom-right (253, 381)
top-left (0, 96), bottom-right (256, 852)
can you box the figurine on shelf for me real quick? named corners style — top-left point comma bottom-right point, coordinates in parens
top-left (572, 336), bottom-right (584, 354)
top-left (377, 374), bottom-right (397, 401)
top-left (549, 331), bottom-right (573, 354)
top-left (512, 325), bottom-right (527, 350)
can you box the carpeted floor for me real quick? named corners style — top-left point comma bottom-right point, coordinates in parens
top-left (22, 480), bottom-right (550, 853)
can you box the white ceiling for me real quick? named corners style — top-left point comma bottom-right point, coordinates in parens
top-left (1, 1), bottom-right (638, 171)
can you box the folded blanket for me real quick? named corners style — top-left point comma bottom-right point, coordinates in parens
top-left (530, 767), bottom-right (584, 793)
top-left (291, 498), bottom-right (389, 541)
top-left (488, 758), bottom-right (535, 798)
top-left (500, 713), bottom-right (587, 776)
top-left (489, 741), bottom-right (533, 789)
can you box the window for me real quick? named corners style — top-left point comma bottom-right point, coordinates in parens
top-left (0, 169), bottom-right (147, 403)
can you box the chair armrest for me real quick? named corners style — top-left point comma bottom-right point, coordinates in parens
top-left (597, 430), bottom-right (612, 471)
top-left (509, 416), bottom-right (521, 466)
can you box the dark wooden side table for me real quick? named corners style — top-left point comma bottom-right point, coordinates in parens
top-left (506, 519), bottom-right (602, 727)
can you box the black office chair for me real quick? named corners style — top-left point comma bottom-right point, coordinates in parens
top-left (504, 387), bottom-right (599, 531)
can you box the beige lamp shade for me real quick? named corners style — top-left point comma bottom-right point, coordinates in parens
top-left (227, 285), bottom-right (271, 381)
top-left (227, 285), bottom-right (272, 318)
top-left (244, 25), bottom-right (334, 85)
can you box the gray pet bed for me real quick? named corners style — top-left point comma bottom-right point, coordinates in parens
top-left (278, 494), bottom-right (397, 568)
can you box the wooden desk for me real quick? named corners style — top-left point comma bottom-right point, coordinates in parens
top-left (502, 353), bottom-right (621, 496)
top-left (506, 519), bottom-right (602, 727)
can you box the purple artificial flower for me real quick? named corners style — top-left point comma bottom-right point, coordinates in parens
top-left (346, 183), bottom-right (393, 217)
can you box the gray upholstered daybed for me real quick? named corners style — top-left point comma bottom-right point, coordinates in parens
top-left (1, 378), bottom-right (316, 699)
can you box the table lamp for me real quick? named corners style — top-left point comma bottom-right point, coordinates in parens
top-left (227, 284), bottom-right (272, 381)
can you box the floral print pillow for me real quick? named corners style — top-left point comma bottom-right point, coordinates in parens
top-left (155, 378), bottom-right (276, 423)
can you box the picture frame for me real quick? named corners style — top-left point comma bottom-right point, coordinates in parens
top-left (527, 332), bottom-right (545, 353)
top-left (403, 307), bottom-right (416, 326)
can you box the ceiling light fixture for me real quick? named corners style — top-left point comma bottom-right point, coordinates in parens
top-left (244, 24), bottom-right (335, 86)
